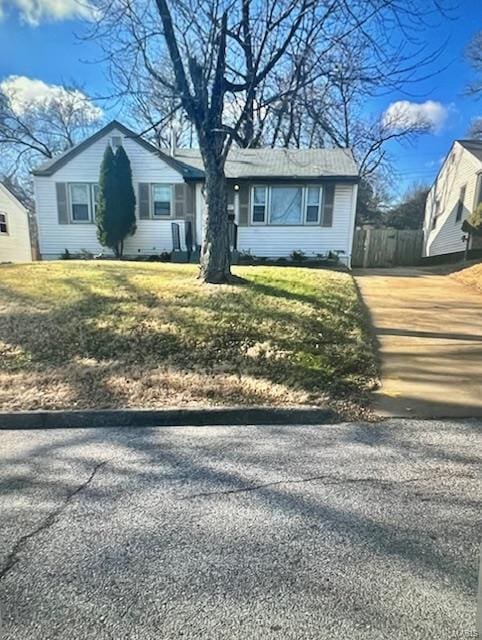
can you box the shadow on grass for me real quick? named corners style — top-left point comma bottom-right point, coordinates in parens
top-left (0, 265), bottom-right (377, 412)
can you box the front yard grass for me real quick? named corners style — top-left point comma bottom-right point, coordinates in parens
top-left (0, 262), bottom-right (377, 417)
top-left (451, 261), bottom-right (482, 293)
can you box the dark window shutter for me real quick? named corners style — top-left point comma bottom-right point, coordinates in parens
top-left (185, 183), bottom-right (195, 215)
top-left (238, 183), bottom-right (249, 226)
top-left (56, 183), bottom-right (69, 224)
top-left (227, 186), bottom-right (235, 207)
top-left (185, 183), bottom-right (197, 243)
top-left (138, 183), bottom-right (150, 219)
top-left (322, 184), bottom-right (335, 227)
top-left (174, 183), bottom-right (185, 218)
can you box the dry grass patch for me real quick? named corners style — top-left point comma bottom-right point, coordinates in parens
top-left (0, 261), bottom-right (377, 416)
top-left (451, 261), bottom-right (482, 293)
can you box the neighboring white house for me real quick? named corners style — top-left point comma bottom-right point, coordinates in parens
top-left (33, 121), bottom-right (359, 265)
top-left (424, 139), bottom-right (482, 258)
top-left (0, 181), bottom-right (32, 263)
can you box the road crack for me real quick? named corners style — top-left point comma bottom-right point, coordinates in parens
top-left (0, 461), bottom-right (106, 581)
top-left (182, 471), bottom-right (475, 500)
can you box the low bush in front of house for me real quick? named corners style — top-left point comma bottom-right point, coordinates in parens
top-left (0, 262), bottom-right (377, 417)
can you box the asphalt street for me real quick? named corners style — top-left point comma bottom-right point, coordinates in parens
top-left (0, 420), bottom-right (480, 639)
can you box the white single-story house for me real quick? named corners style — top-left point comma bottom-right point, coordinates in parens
top-left (0, 181), bottom-right (32, 263)
top-left (32, 121), bottom-right (359, 266)
top-left (424, 139), bottom-right (482, 258)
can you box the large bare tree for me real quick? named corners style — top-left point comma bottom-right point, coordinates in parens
top-left (91, 0), bottom-right (450, 283)
top-left (465, 30), bottom-right (482, 139)
top-left (466, 30), bottom-right (482, 97)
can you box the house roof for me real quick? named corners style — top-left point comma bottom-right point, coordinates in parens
top-left (457, 139), bottom-right (482, 163)
top-left (171, 147), bottom-right (359, 180)
top-left (31, 121), bottom-right (204, 179)
top-left (31, 119), bottom-right (359, 181)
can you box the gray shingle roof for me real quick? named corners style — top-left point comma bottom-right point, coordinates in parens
top-left (458, 139), bottom-right (482, 163)
top-left (31, 120), bottom-right (358, 180)
top-left (172, 147), bottom-right (358, 179)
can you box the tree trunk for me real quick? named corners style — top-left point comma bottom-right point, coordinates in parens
top-left (199, 161), bottom-right (231, 283)
top-left (114, 240), bottom-right (123, 259)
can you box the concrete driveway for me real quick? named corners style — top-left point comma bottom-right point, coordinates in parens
top-left (0, 421), bottom-right (480, 639)
top-left (355, 267), bottom-right (482, 417)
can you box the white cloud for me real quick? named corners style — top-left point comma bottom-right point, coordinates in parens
top-left (1, 75), bottom-right (102, 122)
top-left (382, 100), bottom-right (448, 133)
top-left (0, 0), bottom-right (96, 25)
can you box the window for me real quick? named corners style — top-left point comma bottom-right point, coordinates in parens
top-left (0, 212), bottom-right (7, 234)
top-left (251, 185), bottom-right (324, 225)
top-left (111, 136), bottom-right (122, 149)
top-left (152, 184), bottom-right (172, 217)
top-left (252, 186), bottom-right (267, 223)
top-left (69, 183), bottom-right (91, 222)
top-left (270, 187), bottom-right (303, 225)
top-left (306, 187), bottom-right (322, 224)
top-left (456, 185), bottom-right (466, 222)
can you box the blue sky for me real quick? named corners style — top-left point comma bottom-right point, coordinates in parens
top-left (0, 0), bottom-right (481, 198)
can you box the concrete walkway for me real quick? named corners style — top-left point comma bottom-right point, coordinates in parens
top-left (355, 267), bottom-right (482, 418)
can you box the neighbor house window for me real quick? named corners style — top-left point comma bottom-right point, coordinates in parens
top-left (152, 184), bottom-right (172, 217)
top-left (252, 186), bottom-right (267, 223)
top-left (305, 187), bottom-right (322, 224)
top-left (456, 185), bottom-right (466, 222)
top-left (0, 212), bottom-right (8, 234)
top-left (69, 183), bottom-right (91, 222)
top-left (111, 136), bottom-right (122, 149)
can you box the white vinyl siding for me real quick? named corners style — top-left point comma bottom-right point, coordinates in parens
top-left (424, 142), bottom-right (482, 257)
top-left (34, 127), bottom-right (187, 258)
top-left (0, 184), bottom-right (32, 263)
top-left (239, 183), bottom-right (357, 265)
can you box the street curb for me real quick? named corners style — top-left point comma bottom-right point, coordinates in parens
top-left (0, 407), bottom-right (337, 430)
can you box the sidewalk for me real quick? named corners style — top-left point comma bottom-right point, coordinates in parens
top-left (355, 267), bottom-right (482, 418)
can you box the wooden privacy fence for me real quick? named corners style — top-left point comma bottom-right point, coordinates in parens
top-left (352, 228), bottom-right (424, 268)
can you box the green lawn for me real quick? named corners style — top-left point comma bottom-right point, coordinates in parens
top-left (0, 262), bottom-right (377, 416)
